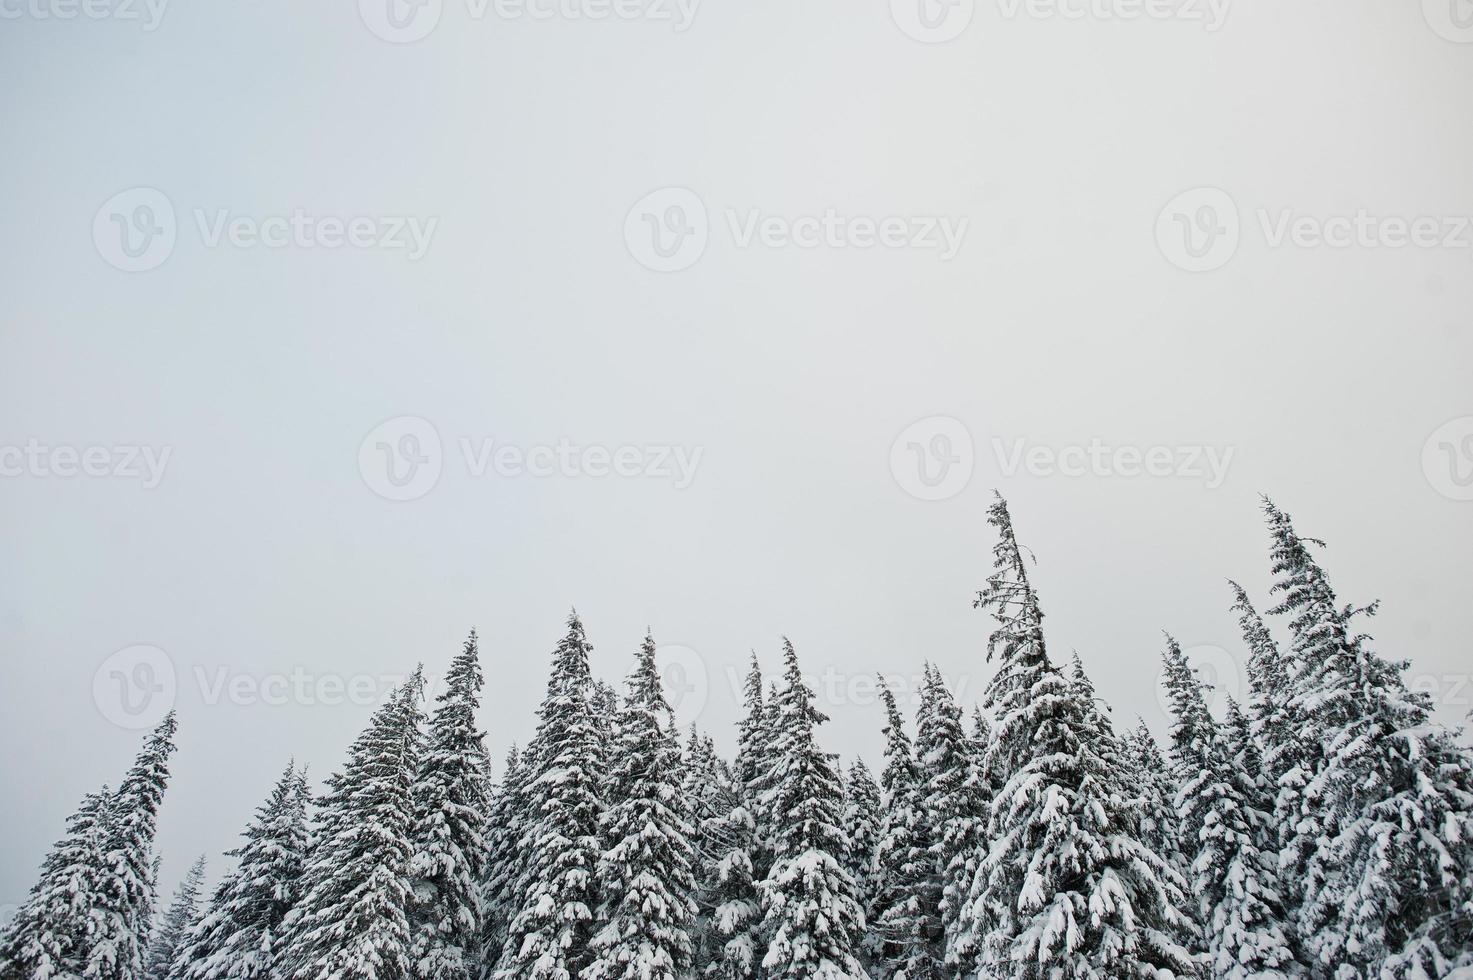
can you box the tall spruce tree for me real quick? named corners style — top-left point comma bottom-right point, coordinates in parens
top-left (585, 632), bottom-right (698, 980)
top-left (870, 679), bottom-right (920, 975)
top-left (87, 713), bottom-right (180, 980)
top-left (918, 666), bottom-right (987, 974)
top-left (877, 666), bottom-right (936, 978)
top-left (280, 672), bottom-right (425, 980)
top-left (839, 757), bottom-right (881, 966)
top-left (954, 495), bottom-right (1194, 978)
top-left (168, 762), bottom-right (311, 980)
top-left (410, 631), bottom-right (492, 980)
top-left (757, 639), bottom-right (867, 980)
top-left (1162, 639), bottom-right (1296, 979)
top-left (1, 785), bottom-right (114, 980)
top-left (1161, 634), bottom-right (1219, 875)
top-left (495, 612), bottom-right (604, 980)
top-left (144, 857), bottom-right (205, 980)
top-left (698, 714), bottom-right (763, 980)
top-left (476, 745), bottom-right (528, 980)
top-left (734, 654), bottom-right (775, 891)
top-left (680, 728), bottom-right (724, 973)
top-left (1121, 721), bottom-right (1184, 872)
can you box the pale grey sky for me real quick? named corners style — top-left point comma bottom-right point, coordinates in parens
top-left (3, 0), bottom-right (1472, 908)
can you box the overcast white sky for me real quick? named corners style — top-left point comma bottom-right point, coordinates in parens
top-left (3, 0), bottom-right (1472, 908)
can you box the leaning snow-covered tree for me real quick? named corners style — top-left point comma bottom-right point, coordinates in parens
top-left (87, 713), bottom-right (181, 980)
top-left (1259, 501), bottom-right (1473, 978)
top-left (585, 632), bottom-right (698, 980)
top-left (757, 639), bottom-right (868, 980)
top-left (953, 495), bottom-right (1195, 979)
top-left (278, 672), bottom-right (425, 980)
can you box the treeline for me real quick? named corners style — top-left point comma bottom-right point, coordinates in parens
top-left (3, 496), bottom-right (1472, 980)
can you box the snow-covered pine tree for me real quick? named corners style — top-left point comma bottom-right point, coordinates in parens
top-left (144, 858), bottom-right (205, 980)
top-left (954, 494), bottom-right (1195, 978)
top-left (167, 761), bottom-right (311, 980)
top-left (476, 744), bottom-right (528, 980)
top-left (918, 666), bottom-right (987, 975)
top-left (1261, 503), bottom-right (1473, 977)
top-left (1227, 581), bottom-right (1294, 790)
top-left (879, 664), bottom-right (947, 980)
top-left (757, 639), bottom-right (867, 980)
top-left (870, 679), bottom-right (920, 975)
top-left (0, 785), bottom-right (113, 980)
top-left (1161, 634), bottom-right (1219, 879)
top-left (1162, 639), bottom-right (1296, 979)
top-left (734, 653), bottom-right (776, 902)
top-left (696, 719), bottom-right (763, 980)
top-left (279, 671), bottom-right (425, 980)
top-left (839, 757), bottom-right (880, 964)
top-left (495, 612), bottom-right (604, 980)
top-left (86, 712), bottom-right (180, 980)
top-left (585, 632), bottom-right (698, 980)
top-left (1121, 720), bottom-right (1183, 872)
top-left (410, 630), bottom-right (492, 980)
top-left (680, 727), bottom-right (724, 971)
top-left (1258, 499), bottom-right (1350, 931)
